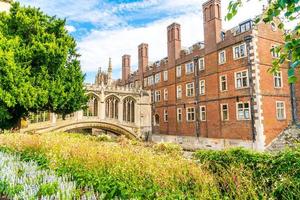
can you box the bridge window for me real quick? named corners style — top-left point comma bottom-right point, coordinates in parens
top-left (106, 96), bottom-right (119, 119)
top-left (123, 97), bottom-right (135, 123)
top-left (29, 111), bottom-right (50, 124)
top-left (84, 95), bottom-right (98, 117)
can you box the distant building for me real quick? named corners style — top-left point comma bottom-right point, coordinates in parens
top-left (119, 0), bottom-right (300, 150)
top-left (0, 0), bottom-right (10, 12)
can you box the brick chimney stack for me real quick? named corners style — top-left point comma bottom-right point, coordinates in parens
top-left (202, 0), bottom-right (222, 53)
top-left (167, 23), bottom-right (181, 67)
top-left (138, 43), bottom-right (148, 80)
top-left (122, 55), bottom-right (131, 83)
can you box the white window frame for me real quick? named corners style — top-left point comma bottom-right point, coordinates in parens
top-left (176, 66), bottom-right (182, 77)
top-left (199, 106), bottom-right (206, 121)
top-left (271, 45), bottom-right (280, 58)
top-left (186, 107), bottom-right (195, 122)
top-left (177, 108), bottom-right (182, 122)
top-left (154, 90), bottom-right (161, 102)
top-left (185, 62), bottom-right (194, 75)
top-left (199, 57), bottom-right (205, 71)
top-left (220, 75), bottom-right (228, 92)
top-left (186, 82), bottom-right (195, 97)
top-left (163, 70), bottom-right (168, 81)
top-left (274, 71), bottom-right (283, 88)
top-left (236, 102), bottom-right (251, 120)
top-left (233, 43), bottom-right (247, 60)
top-left (199, 80), bottom-right (205, 95)
top-left (148, 76), bottom-right (154, 86)
top-left (164, 109), bottom-right (168, 122)
top-left (176, 85), bottom-right (182, 99)
top-left (154, 73), bottom-right (161, 84)
top-left (221, 103), bottom-right (229, 121)
top-left (276, 101), bottom-right (286, 120)
top-left (164, 88), bottom-right (168, 101)
top-left (218, 50), bottom-right (226, 64)
top-left (235, 70), bottom-right (249, 89)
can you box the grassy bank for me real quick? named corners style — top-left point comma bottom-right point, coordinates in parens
top-left (0, 133), bottom-right (220, 199)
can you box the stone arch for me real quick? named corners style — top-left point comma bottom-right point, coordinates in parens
top-left (123, 96), bottom-right (136, 123)
top-left (105, 95), bottom-right (120, 119)
top-left (30, 121), bottom-right (139, 140)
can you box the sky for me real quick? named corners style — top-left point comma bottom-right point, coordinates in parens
top-left (18, 0), bottom-right (267, 83)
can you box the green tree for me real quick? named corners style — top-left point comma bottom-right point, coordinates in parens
top-left (0, 2), bottom-right (87, 129)
top-left (226, 0), bottom-right (300, 83)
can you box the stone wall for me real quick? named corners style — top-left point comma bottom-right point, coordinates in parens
top-left (266, 125), bottom-right (300, 152)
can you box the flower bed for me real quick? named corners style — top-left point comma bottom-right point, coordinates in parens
top-left (0, 151), bottom-right (98, 199)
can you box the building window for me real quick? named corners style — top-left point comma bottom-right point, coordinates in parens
top-left (186, 107), bottom-right (195, 121)
top-left (163, 70), bottom-right (168, 81)
top-left (218, 50), bottom-right (226, 64)
top-left (271, 45), bottom-right (280, 58)
top-left (186, 82), bottom-right (195, 97)
top-left (176, 65), bottom-right (182, 77)
top-left (239, 20), bottom-right (252, 33)
top-left (155, 73), bottom-right (161, 83)
top-left (130, 83), bottom-right (134, 88)
top-left (154, 114), bottom-right (160, 126)
top-left (105, 96), bottom-right (119, 119)
top-left (199, 57), bottom-right (205, 71)
top-left (235, 70), bottom-right (249, 89)
top-left (220, 75), bottom-right (228, 91)
top-left (177, 85), bottom-right (182, 99)
top-left (276, 101), bottom-right (286, 120)
top-left (164, 109), bottom-right (168, 122)
top-left (200, 106), bottom-right (206, 121)
top-left (177, 108), bottom-right (182, 122)
top-left (155, 90), bottom-right (161, 102)
top-left (123, 97), bottom-right (135, 123)
top-left (221, 104), bottom-right (229, 121)
top-left (84, 95), bottom-right (98, 117)
top-left (144, 78), bottom-right (147, 87)
top-left (274, 71), bottom-right (282, 88)
top-left (199, 80), bottom-right (205, 95)
top-left (148, 76), bottom-right (154, 86)
top-left (164, 88), bottom-right (168, 101)
top-left (233, 43), bottom-right (246, 59)
top-left (185, 62), bottom-right (194, 74)
top-left (236, 102), bottom-right (250, 120)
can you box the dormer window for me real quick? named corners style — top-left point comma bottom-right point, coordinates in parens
top-left (221, 31), bottom-right (225, 41)
top-left (239, 20), bottom-right (252, 33)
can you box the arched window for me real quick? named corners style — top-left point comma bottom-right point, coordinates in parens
top-left (84, 95), bottom-right (98, 117)
top-left (105, 96), bottom-right (119, 119)
top-left (123, 97), bottom-right (135, 123)
top-left (154, 114), bottom-right (160, 126)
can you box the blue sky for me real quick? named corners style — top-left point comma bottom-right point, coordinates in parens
top-left (18, 0), bottom-right (266, 83)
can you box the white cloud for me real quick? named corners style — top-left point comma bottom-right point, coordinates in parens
top-left (65, 25), bottom-right (76, 33)
top-left (78, 0), bottom-right (267, 80)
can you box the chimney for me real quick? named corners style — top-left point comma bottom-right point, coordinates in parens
top-left (202, 0), bottom-right (222, 53)
top-left (167, 23), bottom-right (181, 68)
top-left (122, 55), bottom-right (131, 83)
top-left (138, 43), bottom-right (148, 80)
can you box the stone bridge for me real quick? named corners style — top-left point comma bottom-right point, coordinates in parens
top-left (21, 84), bottom-right (152, 140)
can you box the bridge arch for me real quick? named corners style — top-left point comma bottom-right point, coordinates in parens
top-left (39, 121), bottom-right (139, 140)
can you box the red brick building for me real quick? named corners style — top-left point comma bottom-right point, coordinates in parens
top-left (119, 0), bottom-right (298, 150)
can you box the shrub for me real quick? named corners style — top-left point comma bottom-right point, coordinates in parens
top-left (193, 147), bottom-right (300, 199)
top-left (153, 142), bottom-right (183, 156)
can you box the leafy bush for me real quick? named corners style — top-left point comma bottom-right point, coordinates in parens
top-left (193, 147), bottom-right (300, 199)
top-left (0, 133), bottom-right (220, 199)
top-left (153, 142), bottom-right (183, 156)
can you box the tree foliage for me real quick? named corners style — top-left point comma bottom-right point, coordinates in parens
top-left (226, 0), bottom-right (300, 83)
top-left (0, 2), bottom-right (87, 129)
